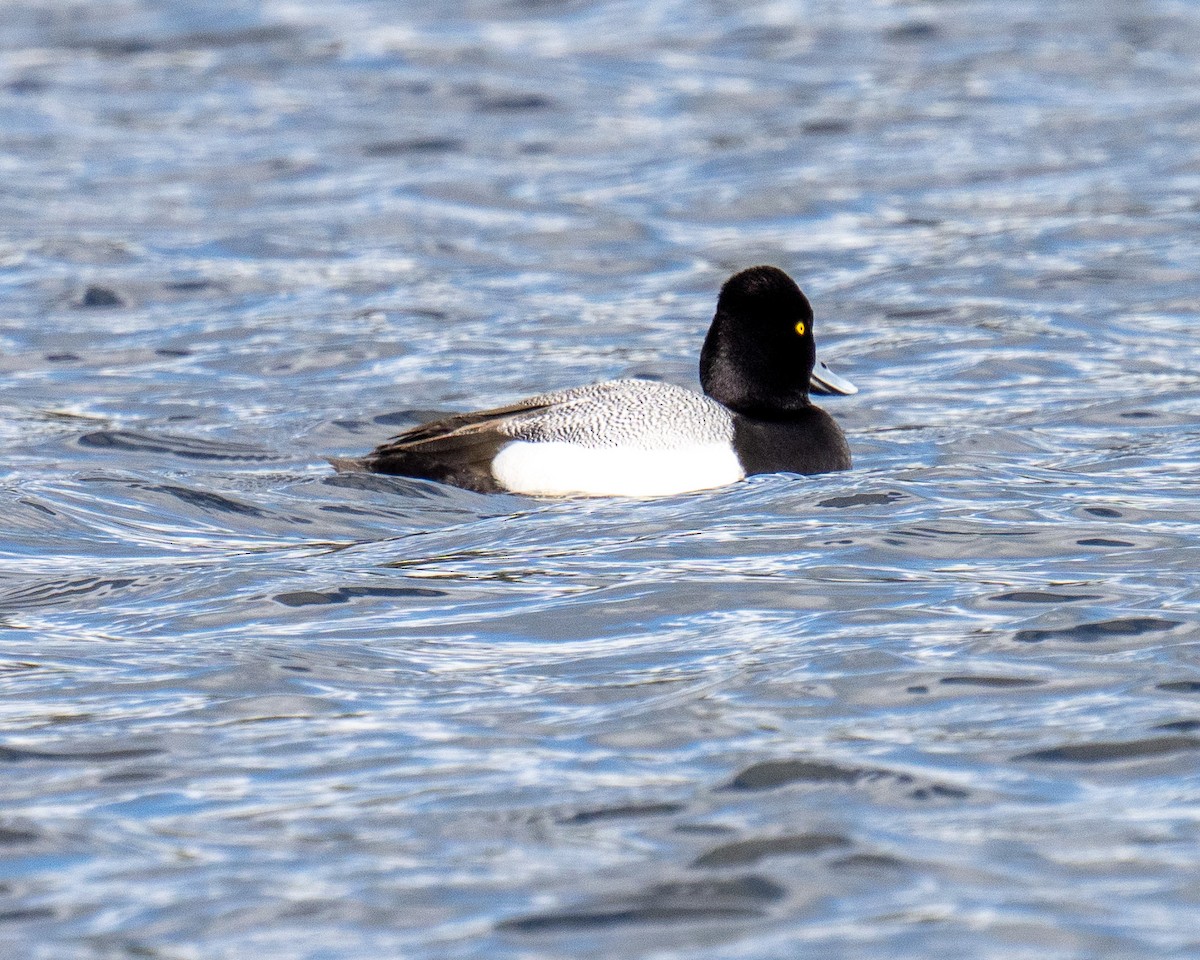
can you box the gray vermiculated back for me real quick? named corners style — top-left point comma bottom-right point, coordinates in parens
top-left (499, 379), bottom-right (735, 448)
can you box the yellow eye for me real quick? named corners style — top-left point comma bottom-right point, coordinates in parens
top-left (795, 320), bottom-right (806, 336)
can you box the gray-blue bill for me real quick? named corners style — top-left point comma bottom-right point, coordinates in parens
top-left (809, 359), bottom-right (858, 396)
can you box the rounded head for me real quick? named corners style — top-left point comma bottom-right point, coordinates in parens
top-left (700, 266), bottom-right (817, 416)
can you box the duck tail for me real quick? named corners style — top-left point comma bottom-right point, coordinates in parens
top-left (326, 456), bottom-right (368, 473)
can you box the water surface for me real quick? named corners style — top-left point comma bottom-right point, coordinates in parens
top-left (2, 1), bottom-right (1200, 957)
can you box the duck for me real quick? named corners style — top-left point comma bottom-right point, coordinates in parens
top-left (329, 265), bottom-right (856, 497)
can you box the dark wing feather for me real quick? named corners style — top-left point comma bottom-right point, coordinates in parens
top-left (329, 399), bottom-right (555, 493)
top-left (374, 398), bottom-right (553, 450)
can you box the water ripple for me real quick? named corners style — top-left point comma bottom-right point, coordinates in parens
top-left (2, 0), bottom-right (1200, 957)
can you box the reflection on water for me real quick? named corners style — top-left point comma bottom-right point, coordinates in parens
top-left (3, 0), bottom-right (1200, 956)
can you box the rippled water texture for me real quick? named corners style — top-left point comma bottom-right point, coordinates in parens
top-left (3, 1), bottom-right (1200, 957)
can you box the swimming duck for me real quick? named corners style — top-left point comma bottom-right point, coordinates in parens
top-left (330, 266), bottom-right (855, 496)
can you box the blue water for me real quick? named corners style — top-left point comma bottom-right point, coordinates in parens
top-left (2, 1), bottom-right (1200, 957)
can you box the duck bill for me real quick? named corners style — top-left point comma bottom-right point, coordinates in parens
top-left (809, 359), bottom-right (858, 396)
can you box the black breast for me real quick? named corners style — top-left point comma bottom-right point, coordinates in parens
top-left (731, 407), bottom-right (851, 477)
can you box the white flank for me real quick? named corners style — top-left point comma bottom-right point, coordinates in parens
top-left (490, 441), bottom-right (744, 497)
